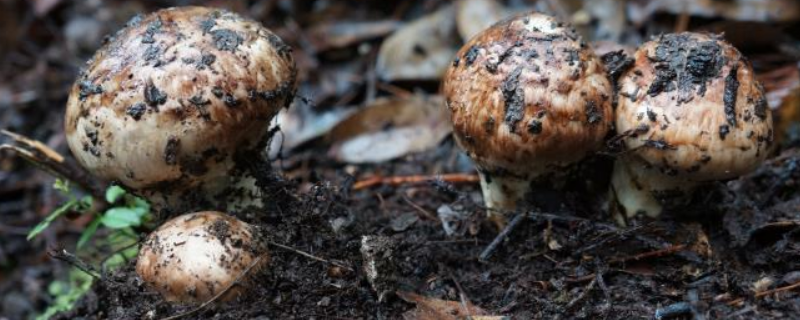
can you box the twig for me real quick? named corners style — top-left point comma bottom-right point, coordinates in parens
top-left (755, 281), bottom-right (800, 298)
top-left (610, 244), bottom-right (686, 265)
top-left (268, 241), bottom-right (354, 272)
top-left (48, 248), bottom-right (101, 280)
top-left (161, 255), bottom-right (264, 320)
top-left (565, 273), bottom-right (596, 283)
top-left (565, 276), bottom-right (597, 310)
top-left (576, 225), bottom-right (644, 254)
top-left (448, 270), bottom-right (474, 320)
top-left (352, 173), bottom-right (479, 190)
top-left (1, 130), bottom-right (107, 204)
top-left (479, 212), bottom-right (527, 262)
top-left (654, 302), bottom-right (692, 320)
top-left (402, 194), bottom-right (439, 222)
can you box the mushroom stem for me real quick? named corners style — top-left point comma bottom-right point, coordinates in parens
top-left (478, 172), bottom-right (530, 226)
top-left (610, 155), bottom-right (696, 224)
top-left (142, 160), bottom-right (268, 215)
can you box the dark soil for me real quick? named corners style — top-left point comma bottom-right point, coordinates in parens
top-left (49, 143), bottom-right (800, 319)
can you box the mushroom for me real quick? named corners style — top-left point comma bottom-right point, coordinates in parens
top-left (611, 32), bottom-right (773, 222)
top-left (64, 6), bottom-right (297, 214)
top-left (442, 12), bottom-right (613, 225)
top-left (136, 211), bottom-right (268, 303)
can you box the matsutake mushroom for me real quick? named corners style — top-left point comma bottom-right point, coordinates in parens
top-left (64, 6), bottom-right (297, 215)
top-left (442, 12), bottom-right (613, 226)
top-left (136, 211), bottom-right (268, 303)
top-left (611, 32), bottom-right (773, 223)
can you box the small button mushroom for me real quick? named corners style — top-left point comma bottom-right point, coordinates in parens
top-left (136, 211), bottom-right (268, 303)
top-left (611, 32), bottom-right (773, 222)
top-left (442, 12), bottom-right (613, 225)
top-left (64, 7), bottom-right (297, 214)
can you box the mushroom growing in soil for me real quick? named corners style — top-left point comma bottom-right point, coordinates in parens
top-left (136, 211), bottom-right (268, 303)
top-left (442, 12), bottom-right (613, 225)
top-left (64, 6), bottom-right (297, 215)
top-left (611, 32), bottom-right (773, 222)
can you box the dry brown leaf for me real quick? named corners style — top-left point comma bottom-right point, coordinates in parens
top-left (456, 0), bottom-right (510, 41)
top-left (758, 64), bottom-right (800, 111)
top-left (327, 95), bottom-right (451, 163)
top-left (376, 5), bottom-right (459, 81)
top-left (308, 20), bottom-right (403, 51)
top-left (397, 291), bottom-right (502, 320)
top-left (268, 106), bottom-right (357, 159)
top-left (627, 0), bottom-right (800, 25)
top-left (766, 76), bottom-right (800, 146)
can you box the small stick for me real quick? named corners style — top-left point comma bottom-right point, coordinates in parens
top-left (352, 173), bottom-right (479, 190)
top-left (755, 281), bottom-right (800, 298)
top-left (268, 241), bottom-right (354, 272)
top-left (162, 255), bottom-right (264, 320)
top-left (1, 130), bottom-right (107, 204)
top-left (654, 302), bottom-right (692, 320)
top-left (610, 244), bottom-right (686, 264)
top-left (401, 194), bottom-right (439, 222)
top-left (448, 270), bottom-right (474, 320)
top-left (48, 248), bottom-right (101, 280)
top-left (565, 277), bottom-right (597, 310)
top-left (479, 212), bottom-right (526, 262)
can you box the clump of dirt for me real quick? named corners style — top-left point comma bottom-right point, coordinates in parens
top-left (646, 33), bottom-right (727, 103)
top-left (54, 142), bottom-right (800, 319)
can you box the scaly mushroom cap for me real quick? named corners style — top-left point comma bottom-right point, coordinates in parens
top-left (616, 32), bottom-right (773, 181)
top-left (136, 211), bottom-right (268, 303)
top-left (65, 7), bottom-right (296, 195)
top-left (442, 12), bottom-right (613, 180)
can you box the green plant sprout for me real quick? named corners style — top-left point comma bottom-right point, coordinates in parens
top-left (28, 181), bottom-right (152, 319)
top-left (35, 267), bottom-right (93, 320)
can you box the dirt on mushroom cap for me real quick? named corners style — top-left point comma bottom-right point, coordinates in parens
top-left (442, 12), bottom-right (613, 180)
top-left (64, 6), bottom-right (297, 200)
top-left (616, 32), bottom-right (773, 181)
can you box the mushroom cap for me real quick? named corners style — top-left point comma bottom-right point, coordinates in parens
top-left (136, 211), bottom-right (268, 303)
top-left (442, 12), bottom-right (613, 179)
top-left (65, 6), bottom-right (296, 191)
top-left (616, 32), bottom-right (773, 181)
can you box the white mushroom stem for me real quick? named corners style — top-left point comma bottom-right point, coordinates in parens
top-left (610, 155), bottom-right (696, 224)
top-left (478, 172), bottom-right (530, 224)
top-left (143, 166), bottom-right (267, 215)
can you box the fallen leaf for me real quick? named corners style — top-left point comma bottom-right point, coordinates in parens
top-left (758, 64), bottom-right (800, 111)
top-left (328, 95), bottom-right (451, 163)
top-left (308, 20), bottom-right (403, 51)
top-left (376, 5), bottom-right (459, 81)
top-left (456, 0), bottom-right (510, 41)
top-left (268, 105), bottom-right (357, 159)
top-left (397, 291), bottom-right (501, 320)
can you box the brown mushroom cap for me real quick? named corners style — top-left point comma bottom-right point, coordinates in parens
top-left (616, 32), bottom-right (773, 181)
top-left (442, 12), bottom-right (613, 180)
top-left (65, 7), bottom-right (296, 206)
top-left (136, 211), bottom-right (268, 303)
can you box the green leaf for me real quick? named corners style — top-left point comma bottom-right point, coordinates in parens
top-left (27, 199), bottom-right (77, 241)
top-left (78, 196), bottom-right (93, 211)
top-left (76, 217), bottom-right (102, 249)
top-left (53, 179), bottom-right (70, 193)
top-left (101, 207), bottom-right (142, 229)
top-left (128, 195), bottom-right (150, 211)
top-left (105, 185), bottom-right (126, 203)
top-left (36, 267), bottom-right (93, 320)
